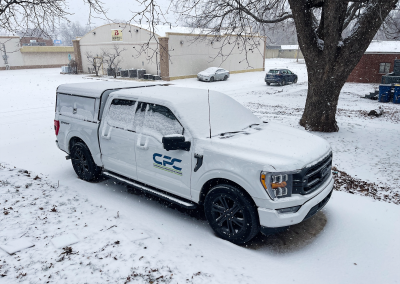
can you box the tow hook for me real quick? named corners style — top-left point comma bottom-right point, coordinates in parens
top-left (65, 155), bottom-right (71, 160)
top-left (194, 154), bottom-right (203, 172)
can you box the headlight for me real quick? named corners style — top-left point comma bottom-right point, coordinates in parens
top-left (260, 171), bottom-right (293, 200)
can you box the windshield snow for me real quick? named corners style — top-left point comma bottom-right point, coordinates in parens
top-left (204, 67), bottom-right (219, 73)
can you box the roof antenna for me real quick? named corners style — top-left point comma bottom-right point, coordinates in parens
top-left (208, 89), bottom-right (211, 139)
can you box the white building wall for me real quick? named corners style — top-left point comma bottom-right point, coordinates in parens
top-left (79, 24), bottom-right (159, 75)
top-left (0, 37), bottom-right (24, 68)
top-left (167, 34), bottom-right (265, 79)
top-left (21, 51), bottom-right (70, 66)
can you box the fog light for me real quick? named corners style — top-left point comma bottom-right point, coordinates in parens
top-left (277, 205), bottom-right (301, 214)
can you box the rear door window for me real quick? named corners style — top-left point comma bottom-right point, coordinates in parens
top-left (106, 99), bottom-right (137, 131)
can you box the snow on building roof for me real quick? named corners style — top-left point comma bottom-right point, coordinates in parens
top-left (151, 25), bottom-right (202, 37)
top-left (57, 81), bottom-right (159, 98)
top-left (281, 45), bottom-right (299, 50)
top-left (365, 41), bottom-right (400, 53)
top-left (139, 24), bottom-right (256, 37)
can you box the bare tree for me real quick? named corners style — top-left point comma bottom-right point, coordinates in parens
top-left (129, 0), bottom-right (400, 132)
top-left (0, 0), bottom-right (106, 37)
top-left (85, 52), bottom-right (102, 76)
top-left (102, 45), bottom-right (126, 78)
top-left (59, 22), bottom-right (91, 46)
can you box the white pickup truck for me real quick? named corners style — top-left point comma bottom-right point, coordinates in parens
top-left (54, 81), bottom-right (333, 244)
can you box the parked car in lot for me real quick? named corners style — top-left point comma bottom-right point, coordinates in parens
top-left (197, 67), bottom-right (230, 82)
top-left (265, 69), bottom-right (298, 86)
top-left (55, 82), bottom-right (333, 245)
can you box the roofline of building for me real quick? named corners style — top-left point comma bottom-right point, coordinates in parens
top-left (78, 23), bottom-right (163, 40)
top-left (76, 23), bottom-right (264, 41)
top-left (20, 46), bottom-right (74, 53)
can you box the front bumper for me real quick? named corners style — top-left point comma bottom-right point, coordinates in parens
top-left (198, 76), bottom-right (210, 81)
top-left (265, 79), bottom-right (281, 83)
top-left (258, 175), bottom-right (334, 228)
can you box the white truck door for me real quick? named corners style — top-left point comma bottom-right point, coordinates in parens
top-left (99, 98), bottom-right (138, 180)
top-left (134, 102), bottom-right (192, 199)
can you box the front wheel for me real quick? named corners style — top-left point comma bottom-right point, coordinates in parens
top-left (293, 77), bottom-right (298, 83)
top-left (266, 82), bottom-right (270, 85)
top-left (204, 185), bottom-right (260, 245)
top-left (210, 77), bottom-right (214, 82)
top-left (223, 75), bottom-right (228, 81)
top-left (71, 142), bottom-right (102, 181)
top-left (280, 79), bottom-right (285, 86)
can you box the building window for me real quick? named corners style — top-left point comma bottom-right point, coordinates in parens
top-left (379, 63), bottom-right (391, 74)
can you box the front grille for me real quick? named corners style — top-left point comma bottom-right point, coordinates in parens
top-left (292, 152), bottom-right (332, 195)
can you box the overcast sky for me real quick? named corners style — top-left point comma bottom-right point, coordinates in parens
top-left (66, 0), bottom-right (176, 28)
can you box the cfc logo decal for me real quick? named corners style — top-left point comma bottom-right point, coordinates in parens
top-left (153, 153), bottom-right (182, 176)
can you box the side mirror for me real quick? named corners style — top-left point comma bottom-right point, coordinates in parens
top-left (162, 135), bottom-right (191, 151)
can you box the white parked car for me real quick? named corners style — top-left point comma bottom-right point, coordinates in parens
top-left (197, 67), bottom-right (230, 82)
top-left (54, 82), bottom-right (333, 244)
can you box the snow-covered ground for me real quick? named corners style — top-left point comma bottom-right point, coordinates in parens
top-left (0, 59), bottom-right (399, 283)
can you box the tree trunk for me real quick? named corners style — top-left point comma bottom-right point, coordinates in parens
top-left (300, 75), bottom-right (341, 132)
top-left (300, 59), bottom-right (350, 132)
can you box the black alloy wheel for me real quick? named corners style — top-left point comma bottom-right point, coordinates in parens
top-left (71, 142), bottom-right (102, 181)
top-left (210, 76), bottom-right (215, 82)
top-left (204, 185), bottom-right (259, 244)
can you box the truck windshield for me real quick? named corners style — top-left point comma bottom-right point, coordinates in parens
top-left (209, 92), bottom-right (260, 136)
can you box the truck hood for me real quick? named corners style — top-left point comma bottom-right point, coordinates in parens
top-left (207, 122), bottom-right (331, 172)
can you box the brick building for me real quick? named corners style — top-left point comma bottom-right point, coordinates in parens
top-left (347, 41), bottom-right (400, 83)
top-left (20, 37), bottom-right (53, 46)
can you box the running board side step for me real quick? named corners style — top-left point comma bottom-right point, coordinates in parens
top-left (103, 171), bottom-right (197, 209)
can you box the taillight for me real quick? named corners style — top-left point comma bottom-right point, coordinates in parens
top-left (54, 120), bottom-right (60, 136)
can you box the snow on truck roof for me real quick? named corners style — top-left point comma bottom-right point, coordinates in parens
top-left (114, 86), bottom-right (260, 139)
top-left (57, 81), bottom-right (158, 98)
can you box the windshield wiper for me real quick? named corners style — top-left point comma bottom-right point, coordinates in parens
top-left (248, 123), bottom-right (259, 128)
top-left (219, 131), bottom-right (244, 137)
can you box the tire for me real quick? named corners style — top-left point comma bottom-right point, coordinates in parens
top-left (204, 184), bottom-right (260, 245)
top-left (71, 142), bottom-right (102, 181)
top-left (223, 75), bottom-right (228, 81)
top-left (280, 79), bottom-right (285, 86)
top-left (210, 77), bottom-right (214, 82)
top-left (294, 77), bottom-right (298, 84)
top-left (266, 82), bottom-right (270, 86)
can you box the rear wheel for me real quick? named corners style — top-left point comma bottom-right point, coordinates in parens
top-left (71, 142), bottom-right (102, 181)
top-left (210, 77), bottom-right (214, 82)
top-left (280, 79), bottom-right (285, 86)
top-left (204, 184), bottom-right (260, 245)
top-left (266, 82), bottom-right (270, 85)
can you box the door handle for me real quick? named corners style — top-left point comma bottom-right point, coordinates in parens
top-left (101, 126), bottom-right (112, 140)
top-left (136, 135), bottom-right (149, 150)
